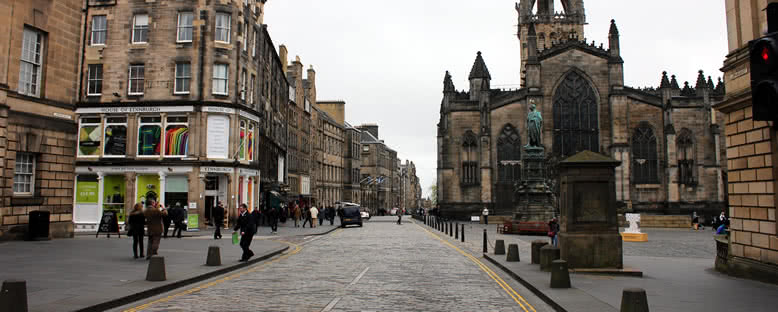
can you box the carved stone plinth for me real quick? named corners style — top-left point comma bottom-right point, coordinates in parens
top-left (513, 146), bottom-right (555, 223)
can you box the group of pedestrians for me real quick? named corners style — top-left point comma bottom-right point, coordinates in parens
top-left (126, 200), bottom-right (170, 260)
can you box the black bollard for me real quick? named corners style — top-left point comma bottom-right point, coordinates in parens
top-left (620, 288), bottom-right (649, 312)
top-left (461, 224), bottom-right (465, 242)
top-left (531, 240), bottom-right (549, 264)
top-left (484, 229), bottom-right (489, 253)
top-left (146, 256), bottom-right (167, 281)
top-left (494, 239), bottom-right (506, 255)
top-left (507, 244), bottom-right (520, 262)
top-left (206, 246), bottom-right (221, 266)
top-left (449, 222), bottom-right (453, 237)
top-left (1, 279), bottom-right (28, 312)
top-left (455, 223), bottom-right (459, 239)
top-left (550, 260), bottom-right (571, 288)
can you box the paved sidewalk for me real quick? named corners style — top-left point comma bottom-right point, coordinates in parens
top-left (415, 218), bottom-right (778, 312)
top-left (0, 235), bottom-right (287, 312)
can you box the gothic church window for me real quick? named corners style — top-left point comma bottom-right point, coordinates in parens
top-left (462, 131), bottom-right (478, 185)
top-left (677, 129), bottom-right (696, 185)
top-left (497, 124), bottom-right (521, 183)
top-left (632, 122), bottom-right (658, 184)
top-left (553, 71), bottom-right (599, 157)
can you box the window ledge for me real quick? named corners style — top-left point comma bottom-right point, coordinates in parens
top-left (11, 196), bottom-right (45, 206)
top-left (635, 184), bottom-right (661, 189)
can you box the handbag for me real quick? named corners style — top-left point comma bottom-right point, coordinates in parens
top-left (547, 231), bottom-right (555, 237)
top-left (232, 231), bottom-right (240, 245)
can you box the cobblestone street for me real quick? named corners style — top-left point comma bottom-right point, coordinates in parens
top-left (118, 217), bottom-right (551, 312)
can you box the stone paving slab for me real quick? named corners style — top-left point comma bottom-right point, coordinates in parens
top-left (0, 235), bottom-right (287, 312)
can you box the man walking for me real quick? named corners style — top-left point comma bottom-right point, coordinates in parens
top-left (212, 202), bottom-right (225, 239)
top-left (171, 202), bottom-right (187, 238)
top-left (328, 206), bottom-right (336, 226)
top-left (234, 204), bottom-right (256, 262)
top-left (144, 201), bottom-right (167, 260)
top-left (397, 208), bottom-right (404, 225)
top-left (268, 204), bottom-right (278, 234)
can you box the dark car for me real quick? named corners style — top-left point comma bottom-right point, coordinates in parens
top-left (340, 206), bottom-right (363, 228)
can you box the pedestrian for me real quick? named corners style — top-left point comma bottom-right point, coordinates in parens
top-left (162, 203), bottom-right (172, 238)
top-left (251, 206), bottom-right (261, 232)
top-left (692, 211), bottom-right (700, 230)
top-left (328, 206), bottom-right (336, 226)
top-left (268, 204), bottom-right (278, 234)
top-left (548, 217), bottom-right (560, 247)
top-left (127, 203), bottom-right (146, 259)
top-left (212, 202), bottom-right (225, 239)
top-left (397, 208), bottom-right (403, 225)
top-left (293, 202), bottom-right (301, 227)
top-left (482, 205), bottom-right (490, 225)
top-left (715, 210), bottom-right (729, 235)
top-left (310, 205), bottom-right (319, 228)
top-left (144, 201), bottom-right (168, 260)
top-left (171, 202), bottom-right (187, 238)
top-left (302, 204), bottom-right (312, 228)
top-left (234, 204), bottom-right (256, 262)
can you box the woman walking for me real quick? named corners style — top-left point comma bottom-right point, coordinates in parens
top-left (128, 203), bottom-right (146, 259)
top-left (548, 217), bottom-right (560, 247)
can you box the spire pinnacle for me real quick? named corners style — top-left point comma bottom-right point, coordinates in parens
top-left (609, 19), bottom-right (619, 35)
top-left (660, 71), bottom-right (670, 88)
top-left (670, 75), bottom-right (680, 89)
top-left (469, 51), bottom-right (491, 80)
top-left (444, 71), bottom-right (455, 92)
top-left (695, 70), bottom-right (707, 89)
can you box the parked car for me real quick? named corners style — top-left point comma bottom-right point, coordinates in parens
top-left (340, 206), bottom-right (363, 228)
top-left (390, 208), bottom-right (398, 216)
top-left (360, 208), bottom-right (371, 220)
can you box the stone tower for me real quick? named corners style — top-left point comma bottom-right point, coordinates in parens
top-left (516, 0), bottom-right (586, 85)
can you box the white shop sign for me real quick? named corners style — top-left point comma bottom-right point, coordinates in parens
top-left (239, 168), bottom-right (259, 176)
top-left (76, 106), bottom-right (194, 114)
top-left (202, 106), bottom-right (236, 114)
top-left (239, 110), bottom-right (260, 123)
top-left (201, 167), bottom-right (234, 174)
top-left (75, 166), bottom-right (193, 174)
top-left (301, 176), bottom-right (311, 195)
top-left (206, 115), bottom-right (230, 159)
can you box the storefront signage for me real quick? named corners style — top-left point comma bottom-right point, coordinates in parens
top-left (207, 115), bottom-right (230, 159)
top-left (76, 180), bottom-right (99, 203)
top-left (76, 106), bottom-right (194, 114)
top-left (75, 166), bottom-right (193, 174)
top-left (202, 106), bottom-right (236, 114)
top-left (202, 166), bottom-right (234, 174)
top-left (53, 112), bottom-right (73, 120)
top-left (239, 168), bottom-right (259, 176)
top-left (239, 110), bottom-right (260, 123)
top-left (187, 214), bottom-right (199, 230)
top-left (188, 202), bottom-right (197, 209)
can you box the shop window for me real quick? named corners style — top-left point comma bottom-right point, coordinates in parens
top-left (103, 117), bottom-right (127, 157)
top-left (165, 116), bottom-right (189, 157)
top-left (78, 117), bottom-right (102, 157)
top-left (164, 176), bottom-right (189, 209)
top-left (239, 120), bottom-right (247, 160)
top-left (91, 15), bottom-right (107, 45)
top-left (13, 153), bottom-right (35, 195)
top-left (87, 64), bottom-right (103, 96)
top-left (248, 123), bottom-right (255, 161)
top-left (138, 116), bottom-right (162, 156)
top-left (136, 174), bottom-right (160, 207)
top-left (176, 12), bottom-right (193, 42)
top-left (74, 175), bottom-right (99, 223)
top-left (215, 13), bottom-right (231, 43)
top-left (132, 14), bottom-right (149, 43)
top-left (206, 114), bottom-right (230, 159)
top-left (103, 175), bottom-right (126, 222)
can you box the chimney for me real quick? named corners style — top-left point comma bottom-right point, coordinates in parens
top-left (358, 124), bottom-right (379, 139)
top-left (279, 45), bottom-right (288, 75)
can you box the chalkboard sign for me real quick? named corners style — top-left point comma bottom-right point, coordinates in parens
top-left (96, 211), bottom-right (121, 238)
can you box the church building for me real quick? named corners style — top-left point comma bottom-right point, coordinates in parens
top-left (436, 0), bottom-right (728, 219)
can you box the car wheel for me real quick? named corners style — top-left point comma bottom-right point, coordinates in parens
top-left (358, 222), bottom-right (363, 227)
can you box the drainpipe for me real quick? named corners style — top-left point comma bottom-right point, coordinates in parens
top-left (77, 0), bottom-right (89, 102)
top-left (198, 10), bottom-right (207, 102)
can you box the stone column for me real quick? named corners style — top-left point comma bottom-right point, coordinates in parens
top-left (158, 171), bottom-right (167, 206)
top-left (96, 172), bottom-right (105, 217)
top-left (665, 127), bottom-right (679, 214)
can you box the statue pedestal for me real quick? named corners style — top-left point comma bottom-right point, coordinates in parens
top-left (512, 146), bottom-right (555, 233)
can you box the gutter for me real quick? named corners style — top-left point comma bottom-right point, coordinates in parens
top-left (77, 0), bottom-right (89, 102)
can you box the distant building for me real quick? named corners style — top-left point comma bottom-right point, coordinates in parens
top-left (359, 124), bottom-right (397, 214)
top-left (437, 1), bottom-right (728, 219)
top-left (284, 52), bottom-right (314, 207)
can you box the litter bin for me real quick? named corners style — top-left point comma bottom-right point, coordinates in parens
top-left (28, 211), bottom-right (51, 241)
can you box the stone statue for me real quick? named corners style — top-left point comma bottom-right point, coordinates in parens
top-left (526, 103), bottom-right (542, 147)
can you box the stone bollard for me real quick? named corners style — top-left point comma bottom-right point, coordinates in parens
top-left (550, 260), bottom-right (571, 288)
top-left (540, 245), bottom-right (561, 272)
top-left (146, 256), bottom-right (167, 281)
top-left (484, 229), bottom-right (489, 253)
top-left (461, 224), bottom-right (465, 242)
top-left (506, 244), bottom-right (520, 262)
top-left (1, 279), bottom-right (28, 312)
top-left (620, 288), bottom-right (649, 312)
top-left (531, 240), bottom-right (549, 264)
top-left (494, 240), bottom-right (506, 255)
top-left (206, 246), bottom-right (221, 266)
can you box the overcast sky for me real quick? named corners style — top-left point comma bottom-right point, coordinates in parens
top-left (264, 0), bottom-right (728, 198)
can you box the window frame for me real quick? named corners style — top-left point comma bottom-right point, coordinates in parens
top-left (87, 64), bottom-right (103, 96)
top-left (103, 116), bottom-right (128, 158)
top-left (632, 123), bottom-right (659, 184)
top-left (248, 123), bottom-right (255, 161)
top-left (242, 22), bottom-right (248, 51)
top-left (239, 120), bottom-right (247, 161)
top-left (131, 14), bottom-right (149, 44)
top-left (78, 117), bottom-right (102, 158)
top-left (251, 28), bottom-right (257, 58)
top-left (164, 115), bottom-right (189, 157)
top-left (90, 15), bottom-right (107, 46)
top-left (249, 74), bottom-right (255, 105)
top-left (212, 63), bottom-right (228, 95)
top-left (176, 12), bottom-right (194, 43)
top-left (174, 62), bottom-right (191, 94)
top-left (128, 64), bottom-right (145, 95)
top-left (215, 13), bottom-right (231, 43)
top-left (137, 116), bottom-right (163, 157)
top-left (18, 27), bottom-right (44, 98)
top-left (13, 153), bottom-right (35, 196)
top-left (240, 69), bottom-right (247, 101)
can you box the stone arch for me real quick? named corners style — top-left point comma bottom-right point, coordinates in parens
top-left (552, 69), bottom-right (600, 157)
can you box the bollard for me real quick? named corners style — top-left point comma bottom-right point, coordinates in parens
top-left (206, 246), bottom-right (221, 266)
top-left (507, 244), bottom-right (520, 262)
top-left (445, 221), bottom-right (448, 234)
top-left (540, 245), bottom-right (561, 272)
top-left (146, 256), bottom-right (167, 281)
top-left (455, 223), bottom-right (459, 239)
top-left (531, 240), bottom-right (549, 264)
top-left (494, 239), bottom-right (506, 255)
top-left (619, 288), bottom-right (649, 312)
top-left (484, 229), bottom-right (489, 253)
top-left (461, 224), bottom-right (465, 242)
top-left (449, 222), bottom-right (453, 237)
top-left (1, 280), bottom-right (28, 312)
top-left (550, 260), bottom-right (571, 288)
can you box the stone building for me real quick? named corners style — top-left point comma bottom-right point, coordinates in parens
top-left (437, 1), bottom-right (728, 220)
top-left (0, 0), bottom-right (82, 239)
top-left (359, 124), bottom-right (397, 214)
top-left (400, 160), bottom-right (422, 212)
top-left (714, 0), bottom-right (778, 283)
top-left (343, 122), bottom-right (362, 205)
top-left (283, 51), bottom-right (314, 206)
top-left (72, 0), bottom-right (288, 230)
top-left (314, 102), bottom-right (345, 207)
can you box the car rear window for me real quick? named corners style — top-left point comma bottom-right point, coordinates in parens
top-left (343, 207), bottom-right (360, 215)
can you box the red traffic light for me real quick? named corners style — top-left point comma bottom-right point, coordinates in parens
top-left (752, 37), bottom-right (778, 73)
top-left (763, 46), bottom-right (771, 62)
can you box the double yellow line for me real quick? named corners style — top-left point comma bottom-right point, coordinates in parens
top-left (123, 241), bottom-right (302, 312)
top-left (417, 224), bottom-right (537, 312)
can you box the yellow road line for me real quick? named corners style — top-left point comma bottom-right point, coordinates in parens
top-left (123, 240), bottom-right (302, 312)
top-left (416, 224), bottom-right (537, 312)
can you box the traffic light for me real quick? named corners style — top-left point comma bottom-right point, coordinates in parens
top-left (750, 3), bottom-right (778, 122)
top-left (750, 33), bottom-right (778, 121)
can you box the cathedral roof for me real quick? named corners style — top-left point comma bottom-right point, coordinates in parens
top-left (468, 51), bottom-right (491, 80)
top-left (538, 37), bottom-right (611, 61)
